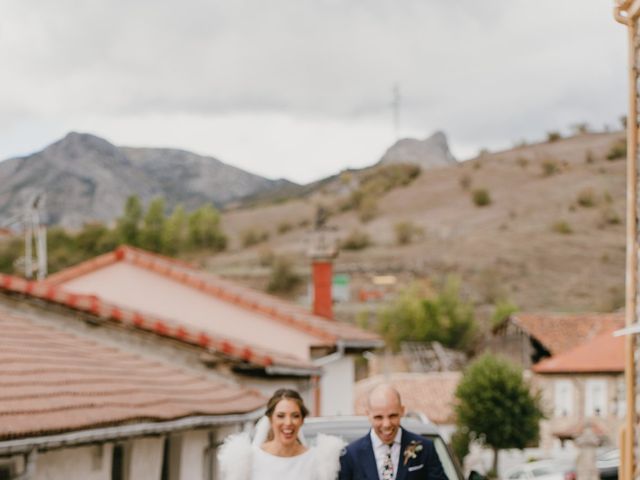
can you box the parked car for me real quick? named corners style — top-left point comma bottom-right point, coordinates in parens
top-left (301, 416), bottom-right (484, 480)
top-left (596, 448), bottom-right (618, 480)
top-left (502, 459), bottom-right (575, 480)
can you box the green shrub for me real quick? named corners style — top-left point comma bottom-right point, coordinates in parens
top-left (267, 257), bottom-right (301, 294)
top-left (546, 131), bottom-right (562, 142)
top-left (606, 139), bottom-right (626, 161)
top-left (357, 196), bottom-right (378, 223)
top-left (551, 220), bottom-right (572, 234)
top-left (576, 188), bottom-right (597, 208)
top-left (394, 221), bottom-right (423, 245)
top-left (472, 188), bottom-right (491, 207)
top-left (516, 157), bottom-right (529, 168)
top-left (277, 222), bottom-right (292, 234)
top-left (241, 228), bottom-right (270, 247)
top-left (341, 229), bottom-right (371, 250)
top-left (541, 159), bottom-right (559, 177)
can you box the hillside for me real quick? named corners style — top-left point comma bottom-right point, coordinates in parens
top-left (0, 132), bottom-right (294, 228)
top-left (208, 131), bottom-right (627, 315)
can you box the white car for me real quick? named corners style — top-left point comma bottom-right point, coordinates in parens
top-left (503, 459), bottom-right (575, 480)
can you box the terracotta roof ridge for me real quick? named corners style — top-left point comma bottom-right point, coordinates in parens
top-left (0, 273), bottom-right (316, 371)
top-left (42, 246), bottom-right (380, 345)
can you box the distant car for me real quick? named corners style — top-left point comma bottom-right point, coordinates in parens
top-left (301, 415), bottom-right (483, 480)
top-left (503, 459), bottom-right (576, 480)
top-left (596, 448), bottom-right (618, 480)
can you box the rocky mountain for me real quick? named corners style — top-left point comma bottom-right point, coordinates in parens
top-left (0, 132), bottom-right (295, 228)
top-left (379, 131), bottom-right (457, 168)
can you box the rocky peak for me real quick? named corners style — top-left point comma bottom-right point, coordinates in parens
top-left (379, 130), bottom-right (457, 169)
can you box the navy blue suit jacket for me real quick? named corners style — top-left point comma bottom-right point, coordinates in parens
top-left (338, 428), bottom-right (447, 480)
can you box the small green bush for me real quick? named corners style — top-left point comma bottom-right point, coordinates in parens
top-left (551, 220), bottom-right (573, 234)
top-left (576, 188), bottom-right (597, 208)
top-left (341, 229), bottom-right (371, 250)
top-left (606, 139), bottom-right (626, 161)
top-left (267, 257), bottom-right (301, 294)
top-left (472, 188), bottom-right (491, 207)
top-left (277, 222), bottom-right (292, 234)
top-left (516, 157), bottom-right (529, 168)
top-left (541, 159), bottom-right (559, 177)
top-left (241, 228), bottom-right (270, 247)
top-left (546, 131), bottom-right (562, 142)
top-left (394, 221), bottom-right (424, 245)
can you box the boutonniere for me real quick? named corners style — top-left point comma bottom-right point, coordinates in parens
top-left (402, 440), bottom-right (423, 465)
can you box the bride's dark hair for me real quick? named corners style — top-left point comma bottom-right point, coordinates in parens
top-left (263, 389), bottom-right (309, 442)
top-left (265, 388), bottom-right (309, 419)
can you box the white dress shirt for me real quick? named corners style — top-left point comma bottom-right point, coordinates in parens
top-left (370, 429), bottom-right (402, 480)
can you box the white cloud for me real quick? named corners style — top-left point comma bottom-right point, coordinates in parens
top-left (0, 0), bottom-right (628, 183)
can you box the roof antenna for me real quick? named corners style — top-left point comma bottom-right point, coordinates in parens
top-left (392, 83), bottom-right (401, 140)
top-left (24, 193), bottom-right (48, 280)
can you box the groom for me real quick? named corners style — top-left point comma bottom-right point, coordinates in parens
top-left (339, 384), bottom-right (447, 480)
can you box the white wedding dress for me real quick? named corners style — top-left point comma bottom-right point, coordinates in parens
top-left (250, 446), bottom-right (315, 480)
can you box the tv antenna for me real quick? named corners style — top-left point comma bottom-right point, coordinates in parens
top-left (392, 83), bottom-right (401, 140)
top-left (1, 194), bottom-right (48, 279)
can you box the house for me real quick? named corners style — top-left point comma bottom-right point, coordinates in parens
top-left (39, 246), bottom-right (383, 415)
top-left (354, 372), bottom-right (461, 441)
top-left (0, 294), bottom-right (264, 480)
top-left (532, 329), bottom-right (624, 449)
top-left (489, 312), bottom-right (624, 369)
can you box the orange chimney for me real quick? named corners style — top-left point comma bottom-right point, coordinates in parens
top-left (312, 259), bottom-right (333, 319)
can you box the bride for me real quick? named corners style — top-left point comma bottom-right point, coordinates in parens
top-left (218, 389), bottom-right (344, 480)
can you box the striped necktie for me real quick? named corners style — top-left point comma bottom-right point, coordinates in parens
top-left (382, 444), bottom-right (394, 480)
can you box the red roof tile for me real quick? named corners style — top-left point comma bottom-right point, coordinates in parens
top-left (510, 312), bottom-right (624, 355)
top-left (45, 246), bottom-right (381, 346)
top-left (533, 328), bottom-right (624, 373)
top-left (354, 372), bottom-right (461, 424)
top-left (0, 309), bottom-right (265, 440)
top-left (0, 272), bottom-right (316, 372)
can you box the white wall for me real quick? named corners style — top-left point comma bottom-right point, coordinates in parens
top-left (320, 354), bottom-right (355, 415)
top-left (178, 430), bottom-right (209, 480)
top-left (128, 437), bottom-right (164, 480)
top-left (34, 444), bottom-right (112, 480)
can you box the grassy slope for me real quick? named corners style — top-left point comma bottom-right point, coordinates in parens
top-left (208, 132), bottom-right (626, 314)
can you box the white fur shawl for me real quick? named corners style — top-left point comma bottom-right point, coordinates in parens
top-left (217, 433), bottom-right (345, 480)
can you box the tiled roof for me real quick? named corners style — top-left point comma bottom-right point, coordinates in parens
top-left (533, 328), bottom-right (624, 374)
top-left (0, 309), bottom-right (265, 441)
top-left (45, 246), bottom-right (381, 346)
top-left (0, 273), bottom-right (316, 372)
top-left (509, 312), bottom-right (624, 355)
top-left (354, 372), bottom-right (461, 424)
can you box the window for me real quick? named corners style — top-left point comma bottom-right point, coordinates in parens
top-left (161, 435), bottom-right (182, 480)
top-left (111, 443), bottom-right (130, 480)
top-left (554, 380), bottom-right (574, 417)
top-left (585, 379), bottom-right (607, 417)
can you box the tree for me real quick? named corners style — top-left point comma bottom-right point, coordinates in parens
top-left (76, 222), bottom-right (118, 257)
top-left (162, 204), bottom-right (188, 255)
top-left (187, 204), bottom-right (226, 251)
top-left (377, 278), bottom-right (476, 353)
top-left (116, 195), bottom-right (143, 246)
top-left (139, 197), bottom-right (166, 253)
top-left (454, 354), bottom-right (544, 476)
top-left (266, 257), bottom-right (301, 294)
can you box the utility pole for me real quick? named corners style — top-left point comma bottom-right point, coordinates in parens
top-left (2, 194), bottom-right (48, 280)
top-left (613, 3), bottom-right (640, 480)
top-left (392, 83), bottom-right (401, 140)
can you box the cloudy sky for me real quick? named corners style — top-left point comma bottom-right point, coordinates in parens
top-left (0, 0), bottom-right (628, 183)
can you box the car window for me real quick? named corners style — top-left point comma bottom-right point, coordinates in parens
top-left (431, 435), bottom-right (462, 480)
